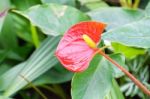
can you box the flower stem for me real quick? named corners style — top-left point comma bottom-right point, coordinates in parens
top-left (96, 49), bottom-right (150, 96)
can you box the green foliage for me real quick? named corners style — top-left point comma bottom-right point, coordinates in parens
top-left (109, 54), bottom-right (128, 78)
top-left (13, 4), bottom-right (90, 36)
top-left (0, 0), bottom-right (150, 99)
top-left (33, 64), bottom-right (73, 85)
top-left (72, 55), bottom-right (113, 99)
top-left (0, 0), bottom-right (10, 32)
top-left (72, 54), bottom-right (126, 99)
top-left (41, 0), bottom-right (75, 6)
top-left (0, 13), bottom-right (18, 49)
top-left (121, 55), bottom-right (150, 98)
top-left (103, 17), bottom-right (150, 48)
top-left (88, 7), bottom-right (144, 30)
top-left (79, 0), bottom-right (108, 11)
top-left (105, 79), bottom-right (124, 99)
top-left (112, 42), bottom-right (145, 59)
top-left (11, 0), bottom-right (41, 10)
top-left (0, 96), bottom-right (12, 99)
top-left (2, 36), bottom-right (60, 96)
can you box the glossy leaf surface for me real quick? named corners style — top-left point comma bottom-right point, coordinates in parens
top-left (2, 36), bottom-right (60, 96)
top-left (72, 55), bottom-right (113, 99)
top-left (88, 7), bottom-right (144, 30)
top-left (14, 4), bottom-right (90, 36)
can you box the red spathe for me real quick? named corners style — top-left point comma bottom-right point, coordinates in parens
top-left (55, 21), bottom-right (106, 72)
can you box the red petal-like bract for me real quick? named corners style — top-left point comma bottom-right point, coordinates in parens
top-left (55, 21), bottom-right (106, 72)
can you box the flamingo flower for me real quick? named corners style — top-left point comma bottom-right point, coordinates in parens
top-left (55, 21), bottom-right (106, 72)
top-left (55, 21), bottom-right (150, 95)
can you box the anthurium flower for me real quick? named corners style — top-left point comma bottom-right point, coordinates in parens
top-left (55, 21), bottom-right (106, 72)
top-left (55, 21), bottom-right (150, 95)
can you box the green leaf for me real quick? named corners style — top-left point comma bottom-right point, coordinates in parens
top-left (71, 55), bottom-right (113, 99)
top-left (85, 1), bottom-right (108, 10)
top-left (71, 53), bottom-right (128, 99)
top-left (0, 13), bottom-right (18, 49)
top-left (145, 1), bottom-right (150, 15)
top-left (0, 96), bottom-right (12, 99)
top-left (0, 0), bottom-right (10, 32)
top-left (0, 64), bottom-right (10, 75)
top-left (109, 53), bottom-right (128, 78)
top-left (13, 4), bottom-right (90, 36)
top-left (78, 0), bottom-right (102, 5)
top-left (1, 36), bottom-right (60, 96)
top-left (88, 7), bottom-right (150, 48)
top-left (110, 79), bottom-right (125, 99)
top-left (139, 0), bottom-right (149, 9)
top-left (11, 0), bottom-right (41, 10)
top-left (88, 7), bottom-right (144, 30)
top-left (0, 62), bottom-right (25, 91)
top-left (33, 63), bottom-right (73, 85)
top-left (11, 44), bottom-right (33, 60)
top-left (105, 79), bottom-right (124, 99)
top-left (102, 17), bottom-right (150, 48)
top-left (80, 1), bottom-right (108, 12)
top-left (112, 42), bottom-right (145, 59)
top-left (41, 0), bottom-right (75, 6)
top-left (0, 49), bottom-right (24, 62)
top-left (0, 50), bottom-right (8, 62)
top-left (0, 11), bottom-right (7, 32)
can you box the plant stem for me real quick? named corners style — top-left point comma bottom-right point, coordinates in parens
top-left (96, 49), bottom-right (150, 96)
top-left (41, 85), bottom-right (67, 99)
top-left (120, 0), bottom-right (128, 7)
top-left (20, 75), bottom-right (48, 99)
top-left (30, 23), bottom-right (40, 48)
top-left (52, 84), bottom-right (67, 99)
top-left (133, 0), bottom-right (140, 9)
top-left (127, 0), bottom-right (132, 8)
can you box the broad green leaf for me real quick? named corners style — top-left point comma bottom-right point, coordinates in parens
top-left (0, 49), bottom-right (24, 62)
top-left (105, 79), bottom-right (124, 99)
top-left (11, 44), bottom-right (33, 60)
top-left (78, 0), bottom-right (101, 5)
top-left (109, 54), bottom-right (128, 78)
top-left (14, 4), bottom-right (90, 36)
top-left (0, 10), bottom-right (7, 32)
top-left (0, 64), bottom-right (10, 75)
top-left (11, 0), bottom-right (41, 10)
top-left (139, 0), bottom-right (149, 9)
top-left (85, 1), bottom-right (108, 10)
top-left (0, 96), bottom-right (12, 99)
top-left (88, 7), bottom-right (150, 48)
top-left (0, 0), bottom-right (10, 32)
top-left (12, 12), bottom-right (36, 44)
top-left (71, 55), bottom-right (113, 99)
top-left (41, 0), bottom-right (75, 6)
top-left (112, 42), bottom-right (145, 59)
top-left (80, 1), bottom-right (108, 12)
top-left (0, 13), bottom-right (18, 49)
top-left (0, 50), bottom-right (7, 62)
top-left (102, 18), bottom-right (150, 48)
top-left (2, 36), bottom-right (60, 96)
top-left (0, 62), bottom-right (25, 91)
top-left (145, 1), bottom-right (150, 15)
top-left (33, 63), bottom-right (73, 85)
top-left (110, 79), bottom-right (124, 99)
top-left (71, 53), bottom-right (127, 99)
top-left (88, 7), bottom-right (144, 30)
